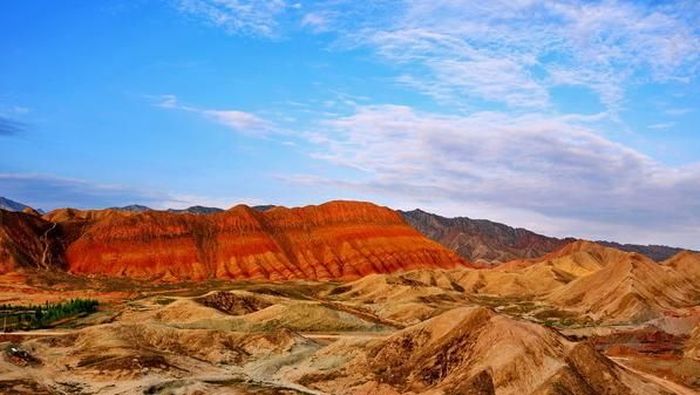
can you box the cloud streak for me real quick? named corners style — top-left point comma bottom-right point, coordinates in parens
top-left (0, 173), bottom-right (172, 210)
top-left (156, 94), bottom-right (274, 135)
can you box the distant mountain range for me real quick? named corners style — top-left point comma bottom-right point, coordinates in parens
top-left (400, 209), bottom-right (690, 263)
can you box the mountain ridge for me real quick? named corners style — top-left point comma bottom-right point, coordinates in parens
top-left (400, 208), bottom-right (692, 263)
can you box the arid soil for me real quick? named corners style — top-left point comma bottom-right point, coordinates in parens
top-left (0, 242), bottom-right (697, 394)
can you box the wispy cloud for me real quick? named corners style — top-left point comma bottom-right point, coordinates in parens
top-left (647, 122), bottom-right (675, 130)
top-left (155, 94), bottom-right (274, 135)
top-left (345, 1), bottom-right (700, 112)
top-left (664, 107), bottom-right (694, 116)
top-left (201, 109), bottom-right (271, 131)
top-left (168, 1), bottom-right (700, 112)
top-left (173, 0), bottom-right (292, 37)
top-left (301, 12), bottom-right (331, 32)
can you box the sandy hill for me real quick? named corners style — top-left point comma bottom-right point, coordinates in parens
top-left (545, 242), bottom-right (699, 323)
top-left (686, 324), bottom-right (700, 361)
top-left (285, 306), bottom-right (671, 394)
top-left (664, 250), bottom-right (700, 283)
top-left (323, 241), bottom-right (700, 327)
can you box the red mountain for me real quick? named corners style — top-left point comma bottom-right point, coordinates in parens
top-left (23, 201), bottom-right (468, 281)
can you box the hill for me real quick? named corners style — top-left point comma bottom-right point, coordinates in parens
top-left (39, 201), bottom-right (468, 281)
top-left (287, 306), bottom-right (672, 394)
top-left (544, 242), bottom-right (699, 323)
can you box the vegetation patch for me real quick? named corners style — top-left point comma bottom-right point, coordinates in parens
top-left (0, 298), bottom-right (98, 331)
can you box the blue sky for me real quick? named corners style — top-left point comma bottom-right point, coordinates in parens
top-left (1, 0), bottom-right (699, 248)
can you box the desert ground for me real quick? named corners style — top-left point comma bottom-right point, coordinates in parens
top-left (0, 241), bottom-right (698, 395)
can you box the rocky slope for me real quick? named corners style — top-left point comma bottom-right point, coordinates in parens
top-left (0, 210), bottom-right (65, 273)
top-left (664, 251), bottom-right (700, 283)
top-left (401, 209), bottom-right (691, 263)
top-left (286, 306), bottom-right (671, 394)
top-left (544, 242), bottom-right (699, 323)
top-left (41, 201), bottom-right (468, 281)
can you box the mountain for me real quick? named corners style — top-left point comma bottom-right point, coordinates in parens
top-left (0, 196), bottom-right (41, 213)
top-left (597, 240), bottom-right (689, 262)
top-left (334, 240), bottom-right (700, 326)
top-left (400, 209), bottom-right (572, 264)
top-left (3, 278), bottom-right (683, 394)
top-left (252, 204), bottom-right (276, 212)
top-left (0, 210), bottom-right (65, 273)
top-left (32, 201), bottom-right (469, 281)
top-left (167, 205), bottom-right (224, 214)
top-left (108, 204), bottom-right (152, 213)
top-left (401, 208), bottom-right (691, 263)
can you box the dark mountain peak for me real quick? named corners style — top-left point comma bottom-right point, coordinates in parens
top-left (402, 209), bottom-right (685, 264)
top-left (252, 205), bottom-right (276, 212)
top-left (168, 205), bottom-right (224, 214)
top-left (110, 204), bottom-right (152, 213)
top-left (595, 240), bottom-right (693, 262)
top-left (401, 209), bottom-right (565, 264)
top-left (0, 196), bottom-right (43, 213)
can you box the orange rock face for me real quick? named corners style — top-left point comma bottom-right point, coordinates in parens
top-left (62, 201), bottom-right (469, 281)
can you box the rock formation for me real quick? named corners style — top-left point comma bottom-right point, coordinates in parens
top-left (47, 201), bottom-right (468, 281)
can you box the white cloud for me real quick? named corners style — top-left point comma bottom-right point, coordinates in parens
top-left (156, 94), bottom-right (179, 109)
top-left (202, 109), bottom-right (271, 131)
top-left (296, 104), bottom-right (700, 247)
top-left (301, 12), bottom-right (330, 32)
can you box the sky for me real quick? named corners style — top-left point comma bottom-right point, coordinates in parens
top-left (1, 0), bottom-right (699, 248)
